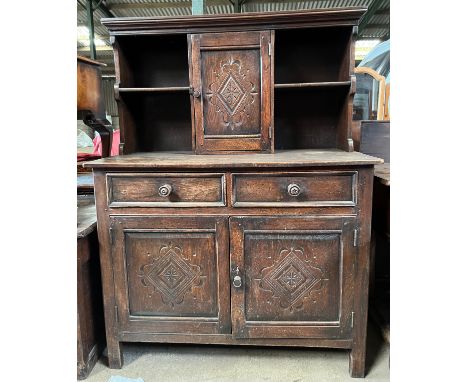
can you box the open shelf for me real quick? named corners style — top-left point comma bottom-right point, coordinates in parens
top-left (116, 34), bottom-right (190, 88)
top-left (120, 92), bottom-right (192, 153)
top-left (274, 86), bottom-right (349, 150)
top-left (119, 86), bottom-right (189, 93)
top-left (275, 81), bottom-right (351, 89)
top-left (275, 27), bottom-right (353, 83)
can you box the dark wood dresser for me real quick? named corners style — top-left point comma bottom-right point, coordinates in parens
top-left (85, 8), bottom-right (382, 378)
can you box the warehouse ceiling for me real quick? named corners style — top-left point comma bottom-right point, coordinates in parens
top-left (77, 0), bottom-right (390, 75)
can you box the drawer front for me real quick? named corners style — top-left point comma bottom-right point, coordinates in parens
top-left (232, 171), bottom-right (357, 207)
top-left (107, 173), bottom-right (226, 208)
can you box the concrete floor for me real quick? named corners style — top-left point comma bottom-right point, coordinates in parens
top-left (84, 322), bottom-right (389, 382)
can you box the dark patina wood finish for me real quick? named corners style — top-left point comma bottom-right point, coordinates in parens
top-left (85, 151), bottom-right (381, 377)
top-left (77, 56), bottom-right (113, 158)
top-left (77, 196), bottom-right (104, 379)
top-left (88, 8), bottom-right (382, 378)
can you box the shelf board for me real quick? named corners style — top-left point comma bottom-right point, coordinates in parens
top-left (119, 86), bottom-right (189, 93)
top-left (275, 81), bottom-right (351, 89)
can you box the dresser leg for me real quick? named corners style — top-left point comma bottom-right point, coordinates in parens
top-left (107, 338), bottom-right (123, 369)
top-left (349, 342), bottom-right (366, 378)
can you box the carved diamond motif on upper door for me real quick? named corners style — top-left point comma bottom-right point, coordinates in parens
top-left (191, 31), bottom-right (272, 153)
top-left (205, 56), bottom-right (259, 132)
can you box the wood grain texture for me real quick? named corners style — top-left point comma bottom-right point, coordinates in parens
top-left (107, 173), bottom-right (226, 207)
top-left (232, 171), bottom-right (356, 207)
top-left (77, 197), bottom-right (97, 238)
top-left (84, 150), bottom-right (382, 169)
top-left (374, 163), bottom-right (390, 186)
top-left (349, 166), bottom-right (374, 377)
top-left (110, 215), bottom-right (230, 335)
top-left (77, 57), bottom-right (113, 157)
top-left (77, 215), bottom-right (104, 379)
top-left (92, 163), bottom-right (376, 377)
top-left (101, 8), bottom-right (366, 35)
top-left (94, 9), bottom-right (376, 377)
top-left (230, 216), bottom-right (355, 339)
top-left (191, 31), bottom-right (272, 153)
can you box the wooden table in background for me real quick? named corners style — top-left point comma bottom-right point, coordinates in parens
top-left (77, 196), bottom-right (104, 379)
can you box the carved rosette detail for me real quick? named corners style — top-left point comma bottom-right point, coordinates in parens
top-left (138, 242), bottom-right (202, 307)
top-left (259, 247), bottom-right (324, 312)
top-left (206, 56), bottom-right (258, 130)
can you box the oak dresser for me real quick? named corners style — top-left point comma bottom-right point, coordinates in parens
top-left (85, 8), bottom-right (382, 378)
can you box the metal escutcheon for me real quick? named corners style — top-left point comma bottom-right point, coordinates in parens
top-left (233, 275), bottom-right (242, 288)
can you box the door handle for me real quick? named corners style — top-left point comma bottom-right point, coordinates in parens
top-left (232, 265), bottom-right (242, 288)
top-left (233, 275), bottom-right (242, 288)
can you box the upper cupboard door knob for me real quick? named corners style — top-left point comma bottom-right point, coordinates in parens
top-left (189, 87), bottom-right (201, 98)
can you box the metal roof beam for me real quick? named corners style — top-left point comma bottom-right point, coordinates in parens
top-left (108, 1), bottom-right (195, 10)
top-left (93, 0), bottom-right (114, 18)
top-left (77, 1), bottom-right (114, 17)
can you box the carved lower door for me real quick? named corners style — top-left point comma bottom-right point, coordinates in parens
top-left (110, 216), bottom-right (230, 334)
top-left (230, 216), bottom-right (355, 339)
top-left (189, 31), bottom-right (273, 153)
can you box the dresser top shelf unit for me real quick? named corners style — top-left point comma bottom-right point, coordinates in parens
top-left (84, 150), bottom-right (382, 169)
top-left (104, 8), bottom-right (366, 155)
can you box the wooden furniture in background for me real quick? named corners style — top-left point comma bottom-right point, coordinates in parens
top-left (86, 9), bottom-right (382, 378)
top-left (353, 67), bottom-right (388, 121)
top-left (77, 56), bottom-right (113, 158)
top-left (77, 196), bottom-right (104, 379)
top-left (352, 120), bottom-right (390, 162)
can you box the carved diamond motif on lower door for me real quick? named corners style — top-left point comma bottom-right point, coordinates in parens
top-left (138, 242), bottom-right (202, 307)
top-left (260, 247), bottom-right (324, 312)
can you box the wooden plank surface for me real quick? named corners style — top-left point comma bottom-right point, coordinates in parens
top-left (84, 149), bottom-right (383, 169)
top-left (374, 163), bottom-right (390, 186)
top-left (77, 196), bottom-right (97, 238)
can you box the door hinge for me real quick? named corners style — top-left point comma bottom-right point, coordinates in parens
top-left (268, 42), bottom-right (272, 56)
top-left (353, 229), bottom-right (358, 247)
top-left (268, 125), bottom-right (272, 139)
top-left (114, 305), bottom-right (119, 324)
top-left (351, 311), bottom-right (355, 328)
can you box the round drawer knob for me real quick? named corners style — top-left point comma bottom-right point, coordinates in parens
top-left (233, 275), bottom-right (242, 288)
top-left (287, 183), bottom-right (302, 197)
top-left (158, 184), bottom-right (172, 197)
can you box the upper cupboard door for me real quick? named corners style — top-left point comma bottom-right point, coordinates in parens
top-left (190, 31), bottom-right (273, 153)
top-left (230, 216), bottom-right (355, 339)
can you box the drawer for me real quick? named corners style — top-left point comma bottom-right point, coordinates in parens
top-left (107, 173), bottom-right (226, 207)
top-left (232, 171), bottom-right (357, 207)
